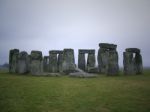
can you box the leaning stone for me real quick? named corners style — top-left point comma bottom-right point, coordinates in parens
top-left (30, 51), bottom-right (43, 75)
top-left (9, 49), bottom-right (19, 73)
top-left (18, 51), bottom-right (29, 74)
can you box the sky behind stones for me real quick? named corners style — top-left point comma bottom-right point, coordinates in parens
top-left (0, 0), bottom-right (150, 67)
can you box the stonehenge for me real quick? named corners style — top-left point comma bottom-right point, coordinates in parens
top-left (8, 43), bottom-right (143, 76)
top-left (123, 48), bottom-right (143, 75)
top-left (78, 49), bottom-right (97, 73)
top-left (97, 43), bottom-right (119, 75)
top-left (9, 49), bottom-right (19, 73)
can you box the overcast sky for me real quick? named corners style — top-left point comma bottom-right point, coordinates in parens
top-left (0, 0), bottom-right (150, 67)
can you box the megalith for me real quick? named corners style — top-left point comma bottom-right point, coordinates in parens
top-left (18, 51), bottom-right (29, 74)
top-left (49, 51), bottom-right (58, 72)
top-left (30, 51), bottom-right (43, 75)
top-left (62, 49), bottom-right (76, 74)
top-left (9, 49), bottom-right (19, 73)
top-left (123, 48), bottom-right (143, 75)
top-left (78, 50), bottom-right (86, 71)
top-left (98, 43), bottom-right (119, 75)
top-left (43, 56), bottom-right (49, 72)
top-left (87, 50), bottom-right (96, 73)
top-left (57, 51), bottom-right (63, 72)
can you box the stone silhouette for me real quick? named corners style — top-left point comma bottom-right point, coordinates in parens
top-left (98, 43), bottom-right (119, 75)
top-left (30, 51), bottom-right (43, 75)
top-left (43, 56), bottom-right (49, 72)
top-left (18, 51), bottom-right (29, 74)
top-left (62, 49), bottom-right (76, 74)
top-left (78, 49), bottom-right (97, 73)
top-left (9, 49), bottom-right (19, 73)
top-left (123, 48), bottom-right (143, 75)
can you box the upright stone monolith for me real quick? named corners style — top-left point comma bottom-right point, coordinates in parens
top-left (62, 49), bottom-right (76, 74)
top-left (78, 51), bottom-right (86, 71)
top-left (57, 51), bottom-right (63, 72)
top-left (18, 51), bottom-right (29, 74)
top-left (30, 51), bottom-right (43, 75)
top-left (43, 56), bottom-right (49, 72)
top-left (9, 49), bottom-right (19, 73)
top-left (123, 48), bottom-right (143, 75)
top-left (87, 50), bottom-right (96, 73)
top-left (98, 43), bottom-right (119, 75)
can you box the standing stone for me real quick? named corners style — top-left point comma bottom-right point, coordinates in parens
top-left (43, 56), bottom-right (49, 72)
top-left (62, 49), bottom-right (76, 74)
top-left (87, 50), bottom-right (96, 72)
top-left (123, 48), bottom-right (143, 75)
top-left (78, 51), bottom-right (86, 71)
top-left (30, 51), bottom-right (43, 75)
top-left (9, 49), bottom-right (19, 73)
top-left (18, 51), bottom-right (29, 74)
top-left (97, 43), bottom-right (119, 75)
top-left (123, 52), bottom-right (135, 75)
top-left (49, 51), bottom-right (58, 73)
top-left (107, 51), bottom-right (119, 75)
top-left (57, 51), bottom-right (63, 72)
top-left (97, 48), bottom-right (109, 74)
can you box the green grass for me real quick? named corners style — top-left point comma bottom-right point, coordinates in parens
top-left (0, 70), bottom-right (150, 112)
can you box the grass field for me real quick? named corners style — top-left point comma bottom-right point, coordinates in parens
top-left (0, 70), bottom-right (150, 112)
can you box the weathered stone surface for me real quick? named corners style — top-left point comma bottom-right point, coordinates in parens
top-left (97, 48), bottom-right (109, 73)
top-left (79, 49), bottom-right (95, 54)
top-left (43, 56), bottom-right (49, 72)
top-left (98, 43), bottom-right (119, 75)
top-left (134, 53), bottom-right (143, 74)
top-left (126, 48), bottom-right (140, 53)
top-left (62, 49), bottom-right (76, 74)
top-left (123, 48), bottom-right (143, 75)
top-left (123, 52), bottom-right (135, 75)
top-left (107, 51), bottom-right (119, 75)
top-left (57, 51), bottom-right (63, 72)
top-left (18, 51), bottom-right (29, 74)
top-left (99, 43), bottom-right (117, 50)
top-left (9, 49), bottom-right (19, 73)
top-left (78, 53), bottom-right (86, 71)
top-left (30, 51), bottom-right (43, 75)
top-left (49, 52), bottom-right (58, 72)
top-left (87, 52), bottom-right (96, 72)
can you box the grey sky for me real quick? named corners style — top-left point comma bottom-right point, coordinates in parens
top-left (0, 0), bottom-right (150, 66)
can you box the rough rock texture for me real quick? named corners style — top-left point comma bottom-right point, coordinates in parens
top-left (9, 49), bottom-right (19, 73)
top-left (123, 48), bottom-right (143, 75)
top-left (18, 51), bottom-right (29, 74)
top-left (43, 56), bottom-right (49, 72)
top-left (98, 43), bottom-right (119, 75)
top-left (107, 51), bottom-right (119, 75)
top-left (78, 53), bottom-right (86, 71)
top-left (62, 49), bottom-right (76, 74)
top-left (87, 51), bottom-right (96, 72)
top-left (97, 48), bottom-right (109, 74)
top-left (49, 51), bottom-right (58, 72)
top-left (123, 52), bottom-right (135, 74)
top-left (57, 51), bottom-right (63, 72)
top-left (30, 51), bottom-right (43, 75)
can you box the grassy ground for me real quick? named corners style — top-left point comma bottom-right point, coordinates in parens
top-left (0, 70), bottom-right (150, 112)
